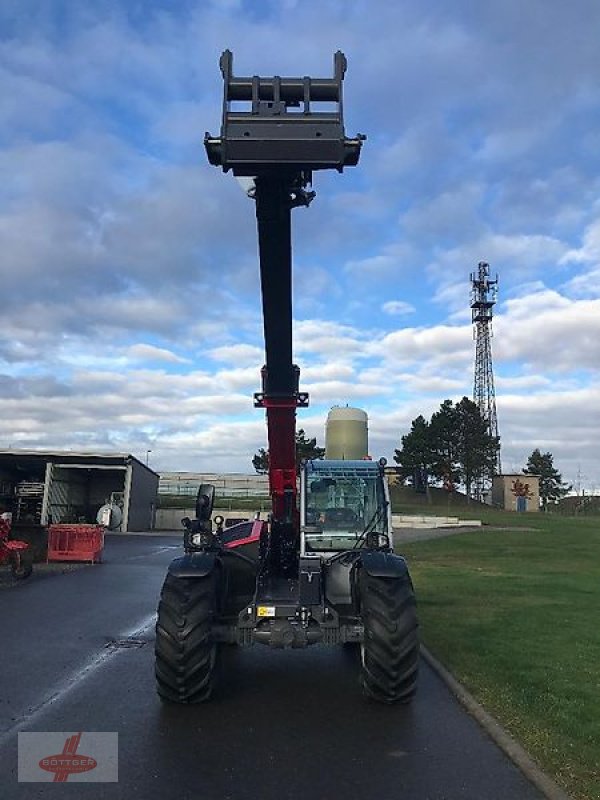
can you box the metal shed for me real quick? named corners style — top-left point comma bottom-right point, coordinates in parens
top-left (0, 450), bottom-right (158, 532)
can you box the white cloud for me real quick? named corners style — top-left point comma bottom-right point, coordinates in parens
top-left (495, 375), bottom-right (552, 391)
top-left (300, 362), bottom-right (355, 382)
top-left (427, 233), bottom-right (569, 283)
top-left (1, 1), bottom-right (600, 489)
top-left (562, 267), bottom-right (600, 299)
top-left (559, 216), bottom-right (600, 299)
top-left (561, 217), bottom-right (600, 265)
top-left (381, 300), bottom-right (416, 316)
top-left (372, 324), bottom-right (472, 364)
top-left (344, 242), bottom-right (417, 279)
top-left (495, 294), bottom-right (600, 371)
top-left (295, 320), bottom-right (368, 358)
top-left (125, 344), bottom-right (190, 364)
top-left (209, 343), bottom-right (264, 366)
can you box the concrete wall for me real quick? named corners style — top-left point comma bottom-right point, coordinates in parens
top-left (154, 507), bottom-right (255, 531)
top-left (155, 507), bottom-right (195, 531)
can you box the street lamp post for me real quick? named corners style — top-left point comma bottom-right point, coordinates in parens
top-left (146, 449), bottom-right (152, 466)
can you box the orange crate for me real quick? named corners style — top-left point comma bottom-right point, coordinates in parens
top-left (47, 524), bottom-right (105, 564)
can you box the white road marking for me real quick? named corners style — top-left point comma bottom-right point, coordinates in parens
top-left (122, 546), bottom-right (179, 561)
top-left (0, 613), bottom-right (157, 747)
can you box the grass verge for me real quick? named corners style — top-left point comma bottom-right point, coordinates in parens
top-left (400, 515), bottom-right (600, 800)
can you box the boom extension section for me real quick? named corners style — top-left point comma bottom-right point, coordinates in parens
top-left (204, 51), bottom-right (364, 569)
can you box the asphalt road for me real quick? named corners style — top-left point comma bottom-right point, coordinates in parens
top-left (0, 534), bottom-right (545, 800)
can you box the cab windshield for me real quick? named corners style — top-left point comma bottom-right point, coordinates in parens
top-left (303, 462), bottom-right (387, 552)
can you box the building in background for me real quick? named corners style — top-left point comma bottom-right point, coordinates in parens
top-left (0, 450), bottom-right (158, 531)
top-left (492, 474), bottom-right (540, 512)
top-left (159, 472), bottom-right (269, 499)
top-left (156, 472), bottom-right (270, 531)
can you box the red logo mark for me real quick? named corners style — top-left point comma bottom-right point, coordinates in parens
top-left (39, 733), bottom-right (97, 782)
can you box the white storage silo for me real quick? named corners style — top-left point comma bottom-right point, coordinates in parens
top-left (325, 407), bottom-right (368, 460)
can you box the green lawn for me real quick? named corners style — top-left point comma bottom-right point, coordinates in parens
top-left (157, 495), bottom-right (270, 511)
top-left (399, 515), bottom-right (600, 800)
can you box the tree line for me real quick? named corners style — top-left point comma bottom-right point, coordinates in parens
top-left (251, 399), bottom-right (571, 508)
top-left (394, 397), bottom-right (570, 507)
top-left (393, 397), bottom-right (499, 498)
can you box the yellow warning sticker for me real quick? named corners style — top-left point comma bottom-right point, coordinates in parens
top-left (257, 606), bottom-right (276, 618)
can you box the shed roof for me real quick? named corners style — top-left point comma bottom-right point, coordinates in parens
top-left (0, 449), bottom-right (158, 477)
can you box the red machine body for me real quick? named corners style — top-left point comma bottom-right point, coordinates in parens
top-left (256, 393), bottom-right (307, 527)
top-left (0, 515), bottom-right (33, 579)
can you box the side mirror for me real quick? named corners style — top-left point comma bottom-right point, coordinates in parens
top-left (196, 484), bottom-right (216, 521)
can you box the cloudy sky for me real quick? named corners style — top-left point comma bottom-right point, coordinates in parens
top-left (2, 0), bottom-right (600, 489)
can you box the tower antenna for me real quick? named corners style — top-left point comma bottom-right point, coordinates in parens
top-left (471, 261), bottom-right (501, 499)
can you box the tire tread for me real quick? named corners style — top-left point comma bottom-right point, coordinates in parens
top-left (359, 571), bottom-right (419, 703)
top-left (155, 572), bottom-right (219, 703)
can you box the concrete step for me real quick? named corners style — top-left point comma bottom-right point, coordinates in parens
top-left (392, 514), bottom-right (482, 529)
top-left (393, 515), bottom-right (460, 524)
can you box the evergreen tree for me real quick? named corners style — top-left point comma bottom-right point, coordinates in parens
top-left (429, 400), bottom-right (461, 488)
top-left (252, 429), bottom-right (325, 475)
top-left (393, 415), bottom-right (434, 495)
top-left (523, 449), bottom-right (571, 509)
top-left (454, 397), bottom-right (500, 497)
top-left (295, 429), bottom-right (325, 469)
top-left (252, 448), bottom-right (269, 474)
top-left (396, 399), bottom-right (500, 499)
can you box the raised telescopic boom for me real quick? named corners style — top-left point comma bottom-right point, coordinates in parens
top-left (204, 50), bottom-right (363, 575)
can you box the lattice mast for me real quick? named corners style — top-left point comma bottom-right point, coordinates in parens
top-left (471, 262), bottom-right (501, 494)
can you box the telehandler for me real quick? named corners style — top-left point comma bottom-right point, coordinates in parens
top-left (155, 51), bottom-right (419, 703)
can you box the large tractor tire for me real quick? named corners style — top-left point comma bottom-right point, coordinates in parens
top-left (155, 571), bottom-right (220, 703)
top-left (358, 571), bottom-right (419, 704)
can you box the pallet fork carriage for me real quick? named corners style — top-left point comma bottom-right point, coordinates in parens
top-left (155, 52), bottom-right (419, 703)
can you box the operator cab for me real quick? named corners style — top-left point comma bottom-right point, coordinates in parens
top-left (300, 460), bottom-right (392, 555)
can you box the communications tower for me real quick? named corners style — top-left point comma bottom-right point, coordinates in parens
top-left (471, 261), bottom-right (501, 496)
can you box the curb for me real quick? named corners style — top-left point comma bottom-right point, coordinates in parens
top-left (421, 646), bottom-right (571, 800)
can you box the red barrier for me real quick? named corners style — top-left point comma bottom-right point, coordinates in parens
top-left (47, 524), bottom-right (105, 564)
